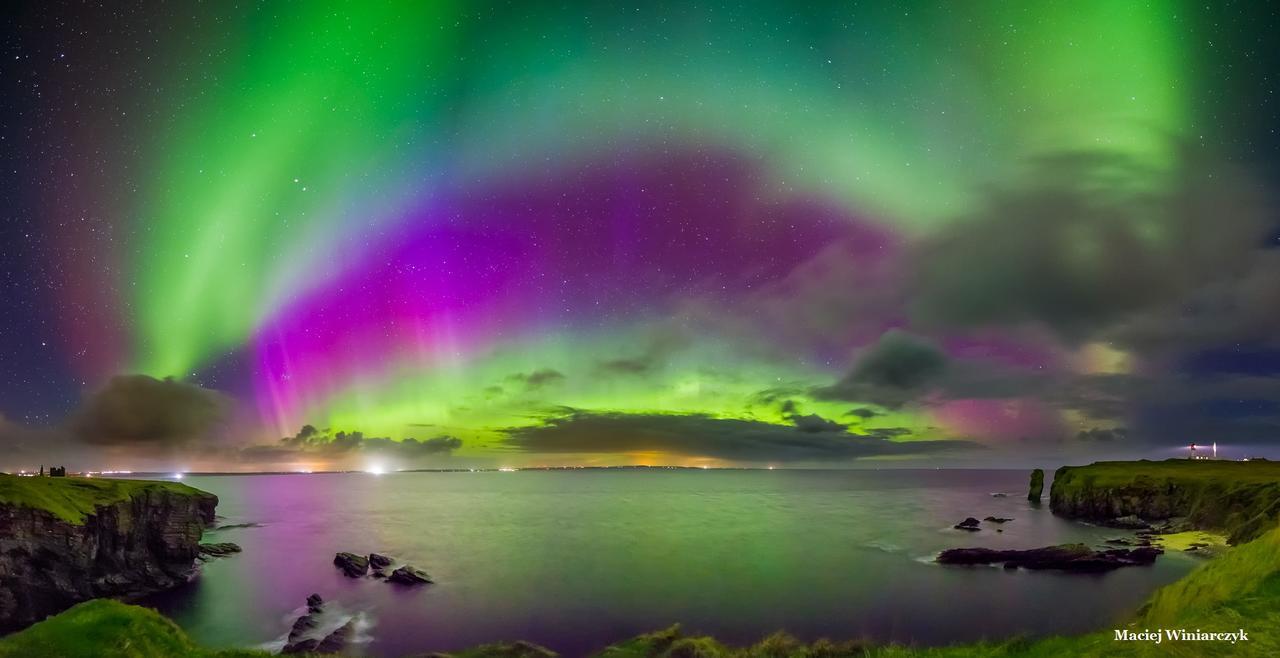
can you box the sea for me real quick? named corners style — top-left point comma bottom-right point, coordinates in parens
top-left (140, 469), bottom-right (1200, 656)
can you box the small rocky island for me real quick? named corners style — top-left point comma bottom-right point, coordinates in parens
top-left (0, 473), bottom-right (219, 632)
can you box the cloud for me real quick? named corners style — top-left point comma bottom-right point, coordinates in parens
top-left (1076, 427), bottom-right (1128, 442)
top-left (507, 368), bottom-right (566, 391)
top-left (813, 330), bottom-right (948, 407)
top-left (911, 150), bottom-right (1271, 342)
top-left (70, 375), bottom-right (233, 448)
top-left (237, 426), bottom-right (463, 466)
top-left (502, 409), bottom-right (974, 463)
top-left (595, 357), bottom-right (654, 376)
top-left (787, 413), bottom-right (848, 433)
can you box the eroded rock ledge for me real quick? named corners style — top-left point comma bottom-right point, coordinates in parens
top-left (0, 474), bottom-right (218, 632)
top-left (1048, 459), bottom-right (1280, 544)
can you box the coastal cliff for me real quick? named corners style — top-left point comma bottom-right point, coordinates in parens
top-left (1049, 459), bottom-right (1280, 544)
top-left (0, 474), bottom-right (217, 632)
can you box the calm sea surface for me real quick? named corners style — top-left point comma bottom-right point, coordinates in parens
top-left (143, 469), bottom-right (1198, 656)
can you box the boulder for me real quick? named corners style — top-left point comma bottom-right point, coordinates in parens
top-left (953, 517), bottom-right (981, 531)
top-left (387, 565), bottom-right (433, 585)
top-left (937, 543), bottom-right (1162, 572)
top-left (334, 552), bottom-right (369, 578)
top-left (305, 593), bottom-right (324, 613)
top-left (286, 612), bottom-right (318, 644)
top-left (369, 552), bottom-right (394, 569)
top-left (315, 619), bottom-right (356, 653)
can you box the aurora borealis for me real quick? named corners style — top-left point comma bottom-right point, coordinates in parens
top-left (2, 1), bottom-right (1278, 470)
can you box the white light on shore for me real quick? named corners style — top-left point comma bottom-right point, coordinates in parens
top-left (173, 473), bottom-right (184, 480)
top-left (366, 465), bottom-right (386, 475)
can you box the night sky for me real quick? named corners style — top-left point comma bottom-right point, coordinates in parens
top-left (1, 1), bottom-right (1279, 471)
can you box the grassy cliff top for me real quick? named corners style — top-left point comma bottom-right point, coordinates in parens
top-left (1055, 458), bottom-right (1280, 486)
top-left (0, 474), bottom-right (208, 525)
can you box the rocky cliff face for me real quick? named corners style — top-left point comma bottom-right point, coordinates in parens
top-left (0, 484), bottom-right (217, 632)
top-left (1049, 462), bottom-right (1280, 544)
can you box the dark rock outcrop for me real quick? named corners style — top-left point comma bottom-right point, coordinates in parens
top-left (387, 565), bottom-right (433, 585)
top-left (983, 516), bottom-right (1013, 523)
top-left (369, 552), bottom-right (393, 577)
top-left (0, 480), bottom-right (218, 632)
top-left (198, 542), bottom-right (242, 560)
top-left (334, 552), bottom-right (369, 578)
top-left (316, 619), bottom-right (356, 653)
top-left (1028, 468), bottom-right (1044, 503)
top-left (937, 543), bottom-right (1162, 572)
top-left (282, 593), bottom-right (357, 654)
top-left (953, 517), bottom-right (981, 531)
top-left (369, 552), bottom-right (394, 570)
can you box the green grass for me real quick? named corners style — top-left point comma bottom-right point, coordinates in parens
top-left (1051, 459), bottom-right (1280, 543)
top-left (1054, 459), bottom-right (1280, 486)
top-left (0, 474), bottom-right (205, 525)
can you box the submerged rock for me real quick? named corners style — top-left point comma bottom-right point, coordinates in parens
top-left (387, 565), bottom-right (433, 585)
top-left (954, 517), bottom-right (981, 531)
top-left (983, 517), bottom-right (1013, 523)
top-left (198, 542), bottom-right (242, 560)
top-left (334, 552), bottom-right (369, 578)
top-left (1109, 515), bottom-right (1152, 530)
top-left (213, 522), bottom-right (264, 531)
top-left (990, 492), bottom-right (1008, 498)
top-left (937, 543), bottom-right (1162, 572)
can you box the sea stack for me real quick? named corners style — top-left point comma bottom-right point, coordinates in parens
top-left (1028, 468), bottom-right (1044, 503)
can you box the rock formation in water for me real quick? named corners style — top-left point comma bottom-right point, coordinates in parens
top-left (283, 592), bottom-right (358, 654)
top-left (1028, 468), bottom-right (1044, 503)
top-left (388, 565), bottom-right (433, 585)
top-left (198, 542), bottom-right (242, 560)
top-left (1049, 460), bottom-right (1280, 544)
top-left (937, 543), bottom-right (1162, 572)
top-left (333, 551), bottom-right (370, 577)
top-left (953, 517), bottom-right (981, 531)
top-left (0, 475), bottom-right (217, 632)
top-left (369, 552), bottom-right (394, 577)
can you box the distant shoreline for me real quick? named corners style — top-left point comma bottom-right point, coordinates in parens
top-left (76, 465), bottom-right (1044, 477)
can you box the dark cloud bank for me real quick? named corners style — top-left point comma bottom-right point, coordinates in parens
top-left (504, 409), bottom-right (974, 464)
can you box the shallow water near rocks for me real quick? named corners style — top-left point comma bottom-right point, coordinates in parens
top-left (143, 469), bottom-right (1200, 657)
